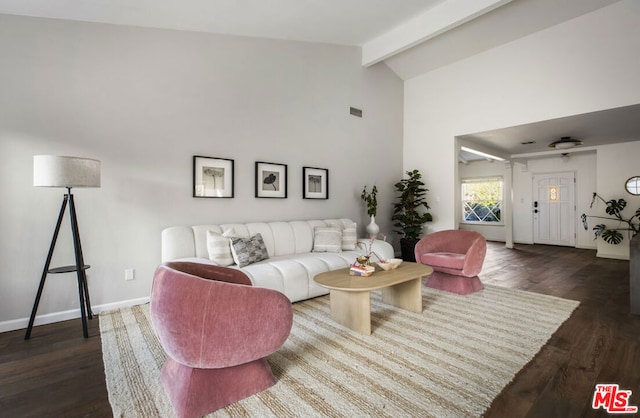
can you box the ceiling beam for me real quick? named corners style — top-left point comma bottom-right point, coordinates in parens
top-left (458, 138), bottom-right (510, 161)
top-left (361, 0), bottom-right (513, 67)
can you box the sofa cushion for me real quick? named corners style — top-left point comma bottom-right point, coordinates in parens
top-left (206, 229), bottom-right (236, 266)
top-left (420, 252), bottom-right (465, 271)
top-left (230, 234), bottom-right (269, 267)
top-left (236, 251), bottom-right (360, 301)
top-left (312, 226), bottom-right (342, 253)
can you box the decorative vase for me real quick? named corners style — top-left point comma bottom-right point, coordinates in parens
top-left (366, 215), bottom-right (380, 236)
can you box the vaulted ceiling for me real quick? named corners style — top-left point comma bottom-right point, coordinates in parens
top-left (1, 0), bottom-right (637, 160)
top-left (0, 0), bottom-right (620, 77)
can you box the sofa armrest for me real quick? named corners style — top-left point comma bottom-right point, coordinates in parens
top-left (162, 226), bottom-right (196, 262)
top-left (357, 238), bottom-right (395, 261)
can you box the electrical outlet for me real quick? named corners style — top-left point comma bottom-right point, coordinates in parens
top-left (125, 268), bottom-right (135, 281)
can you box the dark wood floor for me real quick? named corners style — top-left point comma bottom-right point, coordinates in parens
top-left (0, 313), bottom-right (110, 417)
top-left (482, 242), bottom-right (639, 418)
top-left (1, 242), bottom-right (637, 417)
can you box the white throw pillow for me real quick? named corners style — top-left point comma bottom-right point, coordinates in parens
top-left (230, 233), bottom-right (269, 267)
top-left (342, 223), bottom-right (357, 250)
top-left (325, 220), bottom-right (358, 251)
top-left (206, 229), bottom-right (235, 266)
top-left (312, 226), bottom-right (342, 253)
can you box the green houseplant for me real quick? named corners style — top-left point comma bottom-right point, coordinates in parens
top-left (392, 169), bottom-right (432, 261)
top-left (361, 185), bottom-right (380, 235)
top-left (361, 185), bottom-right (378, 217)
top-left (581, 193), bottom-right (640, 244)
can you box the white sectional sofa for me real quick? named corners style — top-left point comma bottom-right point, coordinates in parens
top-left (161, 218), bottom-right (394, 302)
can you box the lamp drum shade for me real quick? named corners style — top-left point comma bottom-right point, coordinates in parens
top-left (33, 155), bottom-right (101, 188)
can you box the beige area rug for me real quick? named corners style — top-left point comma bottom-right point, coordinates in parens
top-left (100, 285), bottom-right (579, 417)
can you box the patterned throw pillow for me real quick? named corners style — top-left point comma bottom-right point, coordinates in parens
top-left (312, 227), bottom-right (342, 253)
top-left (341, 223), bottom-right (357, 250)
top-left (206, 229), bottom-right (235, 266)
top-left (230, 233), bottom-right (269, 268)
top-left (325, 220), bottom-right (358, 251)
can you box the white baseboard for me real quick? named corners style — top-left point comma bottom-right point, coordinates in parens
top-left (0, 296), bottom-right (150, 334)
top-left (596, 251), bottom-right (630, 261)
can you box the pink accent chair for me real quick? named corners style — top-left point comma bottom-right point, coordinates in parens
top-left (414, 230), bottom-right (487, 295)
top-left (150, 261), bottom-right (293, 418)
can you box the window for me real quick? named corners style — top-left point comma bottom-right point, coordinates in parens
top-left (462, 177), bottom-right (503, 223)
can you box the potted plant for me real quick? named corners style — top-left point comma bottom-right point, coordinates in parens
top-left (392, 169), bottom-right (432, 261)
top-left (581, 193), bottom-right (639, 244)
top-left (361, 185), bottom-right (380, 235)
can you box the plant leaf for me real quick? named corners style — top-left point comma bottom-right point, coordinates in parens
top-left (592, 224), bottom-right (606, 238)
top-left (601, 229), bottom-right (624, 245)
top-left (605, 198), bottom-right (626, 217)
top-left (580, 213), bottom-right (588, 230)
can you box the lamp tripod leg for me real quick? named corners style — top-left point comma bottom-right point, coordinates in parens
top-left (81, 273), bottom-right (93, 320)
top-left (68, 192), bottom-right (91, 338)
top-left (76, 273), bottom-right (89, 338)
top-left (25, 196), bottom-right (68, 340)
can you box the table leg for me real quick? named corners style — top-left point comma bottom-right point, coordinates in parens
top-left (382, 277), bottom-right (423, 313)
top-left (330, 289), bottom-right (371, 335)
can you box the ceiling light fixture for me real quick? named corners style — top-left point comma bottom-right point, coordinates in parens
top-left (548, 136), bottom-right (584, 150)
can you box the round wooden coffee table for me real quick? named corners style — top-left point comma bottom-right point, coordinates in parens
top-left (313, 261), bottom-right (433, 335)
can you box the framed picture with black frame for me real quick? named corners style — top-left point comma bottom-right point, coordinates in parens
top-left (193, 156), bottom-right (234, 198)
top-left (255, 161), bottom-right (287, 198)
top-left (302, 166), bottom-right (328, 199)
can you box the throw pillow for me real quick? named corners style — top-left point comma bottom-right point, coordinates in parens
top-left (312, 226), bottom-right (342, 253)
top-left (206, 229), bottom-right (235, 266)
top-left (342, 223), bottom-right (357, 250)
top-left (230, 233), bottom-right (269, 268)
top-left (324, 220), bottom-right (358, 251)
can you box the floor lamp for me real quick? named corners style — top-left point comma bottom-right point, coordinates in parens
top-left (25, 155), bottom-right (101, 339)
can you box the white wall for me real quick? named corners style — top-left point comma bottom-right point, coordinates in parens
top-left (0, 14), bottom-right (404, 330)
top-left (404, 0), bottom-right (640, 237)
top-left (593, 142), bottom-right (640, 259)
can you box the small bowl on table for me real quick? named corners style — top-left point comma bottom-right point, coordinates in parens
top-left (377, 258), bottom-right (403, 271)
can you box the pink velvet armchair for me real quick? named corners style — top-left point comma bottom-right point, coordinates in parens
top-left (150, 261), bottom-right (293, 418)
top-left (414, 230), bottom-right (487, 295)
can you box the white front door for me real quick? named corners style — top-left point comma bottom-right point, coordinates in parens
top-left (533, 172), bottom-right (576, 246)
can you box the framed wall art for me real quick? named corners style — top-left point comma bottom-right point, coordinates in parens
top-left (255, 161), bottom-right (287, 198)
top-left (303, 166), bottom-right (328, 199)
top-left (193, 156), bottom-right (234, 198)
